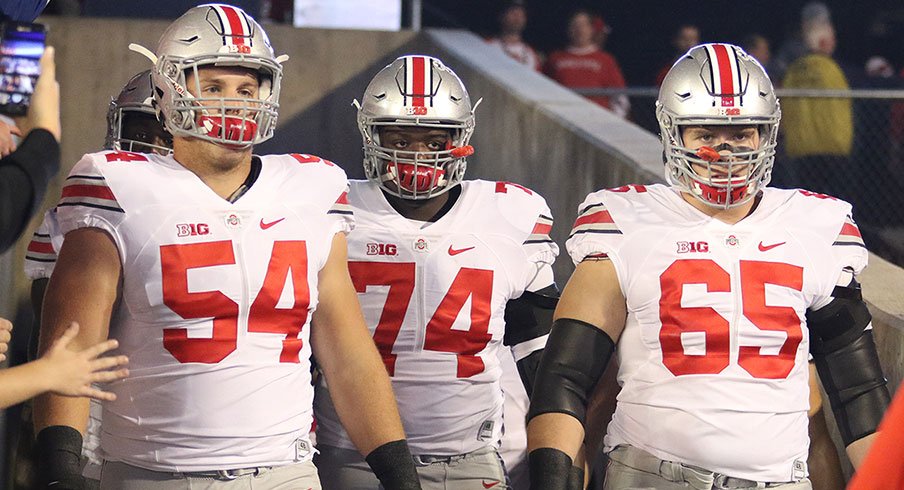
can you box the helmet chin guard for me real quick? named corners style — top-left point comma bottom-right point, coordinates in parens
top-left (356, 55), bottom-right (478, 200)
top-left (657, 43), bottom-right (780, 209)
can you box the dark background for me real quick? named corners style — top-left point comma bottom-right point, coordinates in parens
top-left (69, 0), bottom-right (904, 87)
top-left (417, 0), bottom-right (904, 85)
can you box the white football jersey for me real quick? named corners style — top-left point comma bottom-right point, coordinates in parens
top-left (315, 180), bottom-right (558, 455)
top-left (51, 150), bottom-right (353, 472)
top-left (24, 209), bottom-right (62, 280)
top-left (567, 184), bottom-right (867, 482)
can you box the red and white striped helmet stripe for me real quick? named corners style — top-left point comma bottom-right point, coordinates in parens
top-left (210, 4), bottom-right (253, 47)
top-left (403, 55), bottom-right (433, 107)
top-left (704, 43), bottom-right (742, 107)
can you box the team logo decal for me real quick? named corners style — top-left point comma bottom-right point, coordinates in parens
top-left (413, 237), bottom-right (430, 253)
top-left (176, 223), bottom-right (210, 237)
top-left (225, 213), bottom-right (242, 229)
top-left (725, 234), bottom-right (740, 247)
top-left (676, 241), bottom-right (709, 253)
top-left (366, 243), bottom-right (398, 256)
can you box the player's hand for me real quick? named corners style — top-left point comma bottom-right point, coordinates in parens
top-left (39, 322), bottom-right (129, 400)
top-left (14, 46), bottom-right (60, 142)
top-left (0, 317), bottom-right (11, 362)
top-left (0, 120), bottom-right (21, 157)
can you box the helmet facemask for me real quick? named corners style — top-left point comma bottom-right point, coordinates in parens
top-left (356, 55), bottom-right (477, 200)
top-left (158, 58), bottom-right (281, 148)
top-left (104, 70), bottom-right (173, 155)
top-left (657, 43), bottom-right (780, 209)
top-left (112, 111), bottom-right (173, 155)
top-left (361, 118), bottom-right (474, 200)
top-left (661, 113), bottom-right (779, 209)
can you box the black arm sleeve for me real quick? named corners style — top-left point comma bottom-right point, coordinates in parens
top-left (35, 425), bottom-right (84, 489)
top-left (527, 318), bottom-right (614, 425)
top-left (364, 439), bottom-right (422, 490)
top-left (809, 280), bottom-right (890, 446)
top-left (504, 284), bottom-right (559, 396)
top-left (0, 129), bottom-right (60, 252)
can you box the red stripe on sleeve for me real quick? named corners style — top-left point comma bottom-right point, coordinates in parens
top-left (27, 240), bottom-right (54, 254)
top-left (531, 222), bottom-right (552, 235)
top-left (573, 210), bottom-right (614, 227)
top-left (411, 56), bottom-right (425, 107)
top-left (221, 6), bottom-right (246, 45)
top-left (334, 192), bottom-right (349, 205)
top-left (61, 184), bottom-right (117, 201)
top-left (839, 223), bottom-right (862, 238)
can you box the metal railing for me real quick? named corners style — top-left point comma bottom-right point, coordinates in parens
top-left (572, 87), bottom-right (904, 267)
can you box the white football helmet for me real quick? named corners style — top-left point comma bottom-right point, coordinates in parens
top-left (355, 55), bottom-right (477, 200)
top-left (150, 3), bottom-right (282, 147)
top-left (104, 70), bottom-right (172, 155)
top-left (657, 43), bottom-right (780, 208)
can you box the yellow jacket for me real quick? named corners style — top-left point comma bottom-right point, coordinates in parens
top-left (781, 53), bottom-right (852, 158)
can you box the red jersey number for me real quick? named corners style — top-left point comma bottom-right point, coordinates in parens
top-left (160, 240), bottom-right (311, 364)
top-left (348, 262), bottom-right (494, 377)
top-left (658, 259), bottom-right (803, 379)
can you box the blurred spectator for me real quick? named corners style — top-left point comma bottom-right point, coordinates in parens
top-left (780, 21), bottom-right (852, 199)
top-left (545, 9), bottom-right (629, 118)
top-left (655, 24), bottom-right (700, 85)
top-left (486, 0), bottom-right (541, 71)
top-left (741, 33), bottom-right (772, 71)
top-left (0, 47), bottom-right (60, 253)
top-left (771, 2), bottom-right (831, 83)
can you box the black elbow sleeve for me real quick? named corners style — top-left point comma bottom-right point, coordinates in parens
top-left (813, 330), bottom-right (890, 446)
top-left (527, 318), bottom-right (614, 425)
top-left (808, 285), bottom-right (889, 446)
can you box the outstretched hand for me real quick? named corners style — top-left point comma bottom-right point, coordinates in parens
top-left (39, 322), bottom-right (129, 400)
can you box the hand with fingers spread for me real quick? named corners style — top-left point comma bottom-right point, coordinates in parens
top-left (0, 317), bottom-right (11, 363)
top-left (37, 322), bottom-right (129, 400)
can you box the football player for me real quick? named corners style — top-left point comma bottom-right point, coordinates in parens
top-left (24, 69), bottom-right (171, 490)
top-left (313, 55), bottom-right (559, 489)
top-left (31, 5), bottom-right (420, 489)
top-left (527, 43), bottom-right (889, 489)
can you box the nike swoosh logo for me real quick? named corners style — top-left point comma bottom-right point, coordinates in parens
top-left (448, 245), bottom-right (475, 256)
top-left (260, 217), bottom-right (286, 230)
top-left (482, 481), bottom-right (500, 489)
top-left (758, 241), bottom-right (786, 252)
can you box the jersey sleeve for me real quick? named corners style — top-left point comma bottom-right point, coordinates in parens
top-left (326, 184), bottom-right (354, 236)
top-left (23, 210), bottom-right (61, 280)
top-left (565, 190), bottom-right (624, 265)
top-left (830, 213), bottom-right (868, 275)
top-left (811, 205), bottom-right (869, 311)
top-left (53, 153), bottom-right (127, 254)
top-left (285, 153), bottom-right (355, 237)
top-left (521, 198), bottom-right (558, 268)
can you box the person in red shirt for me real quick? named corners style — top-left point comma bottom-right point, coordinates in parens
top-left (545, 9), bottom-right (629, 117)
